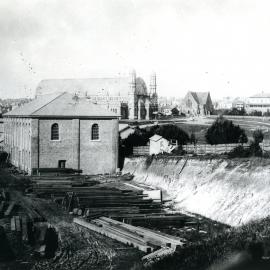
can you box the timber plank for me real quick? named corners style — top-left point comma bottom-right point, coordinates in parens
top-left (4, 202), bottom-right (16, 217)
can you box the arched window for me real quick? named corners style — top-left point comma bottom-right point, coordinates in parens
top-left (91, 124), bottom-right (99, 140)
top-left (51, 123), bottom-right (59, 140)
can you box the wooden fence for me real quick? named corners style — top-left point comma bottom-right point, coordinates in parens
top-left (133, 142), bottom-right (270, 156)
top-left (182, 143), bottom-right (249, 155)
top-left (133, 146), bottom-right (150, 155)
top-left (260, 143), bottom-right (270, 152)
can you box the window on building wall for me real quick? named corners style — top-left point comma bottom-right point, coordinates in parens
top-left (91, 124), bottom-right (99, 140)
top-left (51, 123), bottom-right (59, 140)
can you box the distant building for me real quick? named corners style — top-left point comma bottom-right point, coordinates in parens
top-left (149, 135), bottom-right (170, 155)
top-left (158, 96), bottom-right (183, 115)
top-left (246, 92), bottom-right (270, 114)
top-left (182, 91), bottom-right (213, 116)
top-left (3, 92), bottom-right (119, 175)
top-left (214, 97), bottom-right (234, 110)
top-left (160, 105), bottom-right (172, 116)
top-left (35, 70), bottom-right (158, 120)
top-left (232, 99), bottom-right (245, 110)
top-left (149, 134), bottom-right (177, 155)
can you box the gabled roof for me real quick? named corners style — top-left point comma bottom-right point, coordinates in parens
top-left (4, 92), bottom-right (119, 119)
top-left (36, 77), bottom-right (148, 97)
top-left (189, 91), bottom-right (210, 105)
top-left (150, 134), bottom-right (163, 142)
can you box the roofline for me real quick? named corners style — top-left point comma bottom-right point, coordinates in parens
top-left (249, 96), bottom-right (270, 98)
top-left (31, 92), bottom-right (66, 115)
top-left (39, 76), bottom-right (130, 82)
top-left (3, 115), bottom-right (120, 120)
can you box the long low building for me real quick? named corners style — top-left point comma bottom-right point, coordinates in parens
top-left (245, 93), bottom-right (270, 114)
top-left (3, 92), bottom-right (119, 175)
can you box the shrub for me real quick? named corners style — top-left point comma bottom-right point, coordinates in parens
top-left (253, 129), bottom-right (264, 144)
top-left (228, 130), bottom-right (264, 158)
top-left (171, 107), bottom-right (179, 116)
top-left (205, 116), bottom-right (247, 145)
top-left (249, 110), bottom-right (262, 116)
top-left (228, 145), bottom-right (250, 158)
top-left (190, 133), bottom-right (197, 145)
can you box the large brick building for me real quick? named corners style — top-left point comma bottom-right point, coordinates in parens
top-left (3, 92), bottom-right (119, 175)
top-left (35, 70), bottom-right (158, 120)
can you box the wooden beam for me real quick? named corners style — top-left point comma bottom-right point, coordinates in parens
top-left (4, 202), bottom-right (16, 217)
top-left (73, 217), bottom-right (154, 253)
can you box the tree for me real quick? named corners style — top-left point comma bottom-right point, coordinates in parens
top-left (249, 129), bottom-right (264, 157)
top-left (205, 116), bottom-right (248, 145)
top-left (171, 107), bottom-right (179, 116)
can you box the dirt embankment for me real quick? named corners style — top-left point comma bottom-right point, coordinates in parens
top-left (123, 156), bottom-right (270, 227)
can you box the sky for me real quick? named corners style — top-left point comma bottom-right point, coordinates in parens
top-left (1, 0), bottom-right (270, 99)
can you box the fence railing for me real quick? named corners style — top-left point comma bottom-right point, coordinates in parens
top-left (260, 143), bottom-right (270, 152)
top-left (183, 143), bottom-right (250, 155)
top-left (133, 146), bottom-right (150, 155)
top-left (133, 142), bottom-right (270, 156)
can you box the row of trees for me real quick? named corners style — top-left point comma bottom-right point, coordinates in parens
top-left (121, 117), bottom-right (249, 154)
top-left (121, 116), bottom-right (265, 158)
top-left (213, 107), bottom-right (270, 117)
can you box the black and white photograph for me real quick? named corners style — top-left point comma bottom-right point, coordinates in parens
top-left (1, 0), bottom-right (270, 269)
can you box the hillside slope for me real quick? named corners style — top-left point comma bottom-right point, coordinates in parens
top-left (122, 156), bottom-right (270, 226)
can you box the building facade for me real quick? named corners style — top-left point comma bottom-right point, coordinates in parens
top-left (245, 93), bottom-right (270, 114)
top-left (182, 91), bottom-right (213, 116)
top-left (3, 92), bottom-right (119, 175)
top-left (35, 70), bottom-right (158, 120)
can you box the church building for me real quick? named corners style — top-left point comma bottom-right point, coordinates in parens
top-left (35, 70), bottom-right (158, 120)
top-left (182, 91), bottom-right (214, 116)
top-left (3, 92), bottom-right (119, 175)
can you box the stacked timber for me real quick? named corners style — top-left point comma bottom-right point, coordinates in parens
top-left (31, 175), bottom-right (99, 198)
top-left (0, 189), bottom-right (9, 217)
top-left (0, 201), bottom-right (5, 217)
top-left (142, 247), bottom-right (175, 267)
top-left (110, 213), bottom-right (195, 227)
top-left (21, 197), bottom-right (45, 222)
top-left (11, 215), bottom-right (29, 242)
top-left (33, 180), bottom-right (163, 215)
top-left (74, 216), bottom-right (185, 254)
top-left (4, 201), bottom-right (16, 217)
